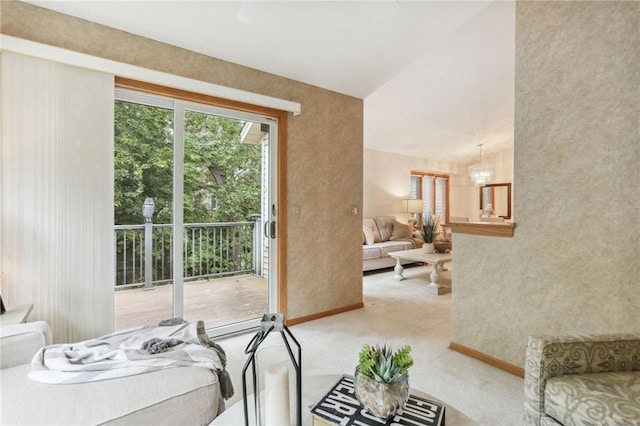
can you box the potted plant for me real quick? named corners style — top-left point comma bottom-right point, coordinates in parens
top-left (421, 214), bottom-right (440, 253)
top-left (354, 344), bottom-right (413, 418)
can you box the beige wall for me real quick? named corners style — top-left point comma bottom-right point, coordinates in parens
top-left (0, 1), bottom-right (364, 323)
top-left (452, 1), bottom-right (639, 367)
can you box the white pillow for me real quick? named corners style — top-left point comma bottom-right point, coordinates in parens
top-left (363, 226), bottom-right (375, 245)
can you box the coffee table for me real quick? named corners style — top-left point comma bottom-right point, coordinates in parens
top-left (388, 249), bottom-right (452, 295)
top-left (210, 374), bottom-right (476, 425)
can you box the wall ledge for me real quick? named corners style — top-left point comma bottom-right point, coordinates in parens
top-left (448, 221), bottom-right (515, 237)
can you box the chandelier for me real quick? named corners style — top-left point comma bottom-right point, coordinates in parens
top-left (468, 144), bottom-right (493, 186)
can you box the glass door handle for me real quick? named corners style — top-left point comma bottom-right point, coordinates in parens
top-left (263, 221), bottom-right (276, 239)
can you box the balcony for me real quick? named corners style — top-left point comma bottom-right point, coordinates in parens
top-left (114, 221), bottom-right (267, 330)
top-left (115, 274), bottom-right (267, 330)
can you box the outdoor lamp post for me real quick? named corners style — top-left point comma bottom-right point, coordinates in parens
top-left (142, 198), bottom-right (155, 223)
top-left (242, 313), bottom-right (302, 426)
top-left (142, 198), bottom-right (155, 291)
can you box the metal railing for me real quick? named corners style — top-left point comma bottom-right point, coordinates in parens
top-left (114, 221), bottom-right (256, 289)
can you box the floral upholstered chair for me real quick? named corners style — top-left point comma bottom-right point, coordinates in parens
top-left (524, 334), bottom-right (640, 426)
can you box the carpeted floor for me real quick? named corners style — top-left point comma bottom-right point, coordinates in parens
top-left (217, 263), bottom-right (524, 425)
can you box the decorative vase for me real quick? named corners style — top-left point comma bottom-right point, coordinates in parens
top-left (422, 243), bottom-right (434, 253)
top-left (354, 367), bottom-right (410, 419)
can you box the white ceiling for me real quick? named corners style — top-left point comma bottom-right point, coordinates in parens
top-left (28, 0), bottom-right (515, 164)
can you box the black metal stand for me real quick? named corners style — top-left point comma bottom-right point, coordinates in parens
top-left (242, 313), bottom-right (302, 426)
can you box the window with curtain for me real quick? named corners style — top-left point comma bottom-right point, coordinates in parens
top-left (410, 172), bottom-right (450, 224)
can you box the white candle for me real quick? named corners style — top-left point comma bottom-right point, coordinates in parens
top-left (264, 364), bottom-right (290, 426)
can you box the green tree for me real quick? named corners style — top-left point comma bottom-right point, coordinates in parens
top-left (114, 101), bottom-right (262, 225)
top-left (183, 110), bottom-right (261, 223)
top-left (114, 101), bottom-right (173, 224)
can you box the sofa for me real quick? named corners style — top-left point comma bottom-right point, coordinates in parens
top-left (0, 321), bottom-right (224, 425)
top-left (362, 216), bottom-right (423, 272)
top-left (524, 333), bottom-right (640, 426)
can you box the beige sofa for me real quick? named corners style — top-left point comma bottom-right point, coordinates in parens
top-left (524, 333), bottom-right (640, 426)
top-left (0, 321), bottom-right (224, 425)
top-left (362, 216), bottom-right (423, 272)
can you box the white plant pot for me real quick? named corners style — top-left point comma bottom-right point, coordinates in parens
top-left (422, 243), bottom-right (434, 253)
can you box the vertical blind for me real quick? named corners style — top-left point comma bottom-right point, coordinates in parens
top-left (1, 52), bottom-right (114, 343)
top-left (435, 177), bottom-right (447, 219)
top-left (411, 174), bottom-right (449, 223)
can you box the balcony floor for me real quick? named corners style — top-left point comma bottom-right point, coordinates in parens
top-left (114, 274), bottom-right (268, 331)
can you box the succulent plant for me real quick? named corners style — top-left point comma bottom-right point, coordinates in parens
top-left (358, 344), bottom-right (414, 384)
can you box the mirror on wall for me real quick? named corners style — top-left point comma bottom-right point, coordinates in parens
top-left (479, 183), bottom-right (512, 219)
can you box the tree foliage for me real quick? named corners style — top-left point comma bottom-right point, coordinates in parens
top-left (114, 100), bottom-right (262, 225)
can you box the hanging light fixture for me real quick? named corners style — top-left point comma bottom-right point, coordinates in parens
top-left (468, 144), bottom-right (493, 186)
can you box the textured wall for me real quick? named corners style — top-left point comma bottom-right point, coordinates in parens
top-left (452, 1), bottom-right (639, 367)
top-left (0, 1), bottom-right (363, 323)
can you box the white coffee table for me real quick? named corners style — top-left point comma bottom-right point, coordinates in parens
top-left (211, 374), bottom-right (475, 425)
top-left (388, 249), bottom-right (452, 295)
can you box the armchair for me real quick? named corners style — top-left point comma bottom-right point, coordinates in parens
top-left (524, 334), bottom-right (640, 426)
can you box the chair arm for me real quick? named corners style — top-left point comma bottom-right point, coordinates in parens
top-left (523, 333), bottom-right (640, 426)
top-left (0, 321), bottom-right (52, 369)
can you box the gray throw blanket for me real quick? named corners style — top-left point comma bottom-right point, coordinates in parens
top-left (30, 320), bottom-right (234, 400)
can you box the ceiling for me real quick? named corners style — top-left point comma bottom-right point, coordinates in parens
top-left (28, 0), bottom-right (515, 165)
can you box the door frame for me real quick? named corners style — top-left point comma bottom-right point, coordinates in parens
top-left (114, 77), bottom-right (288, 332)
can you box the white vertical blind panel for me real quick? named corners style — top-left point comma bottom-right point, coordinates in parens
top-left (1, 52), bottom-right (114, 343)
top-left (410, 176), bottom-right (420, 199)
top-left (435, 177), bottom-right (447, 220)
top-left (422, 176), bottom-right (434, 217)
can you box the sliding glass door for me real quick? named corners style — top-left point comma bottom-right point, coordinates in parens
top-left (114, 89), bottom-right (278, 335)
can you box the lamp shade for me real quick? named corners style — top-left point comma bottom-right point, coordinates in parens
top-left (403, 199), bottom-right (423, 213)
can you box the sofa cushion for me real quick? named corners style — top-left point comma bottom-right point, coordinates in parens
top-left (0, 363), bottom-right (222, 425)
top-left (363, 218), bottom-right (383, 243)
top-left (373, 216), bottom-right (395, 242)
top-left (544, 371), bottom-right (640, 426)
top-left (390, 220), bottom-right (412, 240)
top-left (362, 245), bottom-right (382, 260)
top-left (377, 240), bottom-right (415, 256)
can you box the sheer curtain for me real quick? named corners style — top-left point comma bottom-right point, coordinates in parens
top-left (1, 52), bottom-right (114, 343)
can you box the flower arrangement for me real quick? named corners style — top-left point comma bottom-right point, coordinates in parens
top-left (421, 214), bottom-right (440, 244)
top-left (358, 344), bottom-right (414, 384)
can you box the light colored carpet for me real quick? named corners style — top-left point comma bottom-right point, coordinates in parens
top-left (217, 263), bottom-right (524, 425)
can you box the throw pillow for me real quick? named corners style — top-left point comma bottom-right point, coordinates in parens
top-left (390, 220), bottom-right (412, 240)
top-left (363, 226), bottom-right (375, 245)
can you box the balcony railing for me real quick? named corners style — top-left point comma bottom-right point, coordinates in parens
top-left (114, 221), bottom-right (258, 289)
